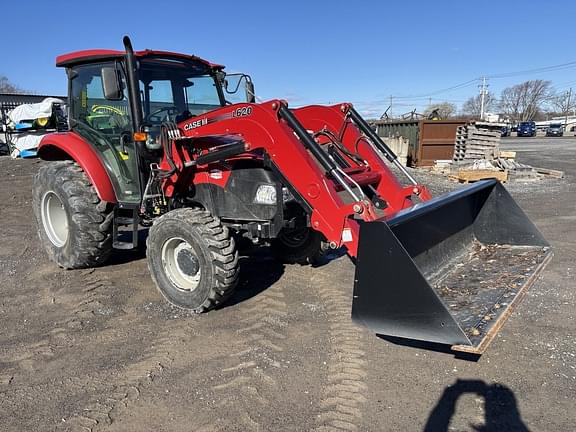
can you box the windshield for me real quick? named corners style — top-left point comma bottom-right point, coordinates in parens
top-left (549, 124), bottom-right (562, 128)
top-left (138, 57), bottom-right (224, 125)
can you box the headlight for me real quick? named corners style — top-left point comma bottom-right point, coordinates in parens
top-left (254, 184), bottom-right (277, 205)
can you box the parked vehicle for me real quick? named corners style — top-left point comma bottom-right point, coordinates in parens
top-left (500, 126), bottom-right (511, 137)
top-left (546, 123), bottom-right (564, 137)
top-left (517, 121), bottom-right (537, 137)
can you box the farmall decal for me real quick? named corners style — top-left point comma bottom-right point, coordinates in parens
top-left (183, 106), bottom-right (253, 131)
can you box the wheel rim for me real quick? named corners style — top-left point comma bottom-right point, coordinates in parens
top-left (161, 237), bottom-right (202, 292)
top-left (41, 191), bottom-right (69, 247)
top-left (279, 228), bottom-right (310, 248)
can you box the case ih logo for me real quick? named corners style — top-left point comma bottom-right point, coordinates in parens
top-left (184, 117), bottom-right (209, 131)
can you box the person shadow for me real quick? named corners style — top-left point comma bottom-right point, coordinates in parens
top-left (424, 379), bottom-right (530, 432)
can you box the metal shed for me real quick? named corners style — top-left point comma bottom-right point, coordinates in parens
top-left (374, 119), bottom-right (466, 167)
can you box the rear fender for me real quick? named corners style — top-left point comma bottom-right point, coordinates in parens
top-left (37, 132), bottom-right (117, 203)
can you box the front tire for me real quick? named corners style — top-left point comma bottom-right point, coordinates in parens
top-left (146, 208), bottom-right (239, 312)
top-left (33, 161), bottom-right (114, 269)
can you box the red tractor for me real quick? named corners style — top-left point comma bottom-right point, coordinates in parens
top-left (33, 37), bottom-right (551, 354)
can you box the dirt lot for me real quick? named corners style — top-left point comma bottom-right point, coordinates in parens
top-left (0, 136), bottom-right (574, 432)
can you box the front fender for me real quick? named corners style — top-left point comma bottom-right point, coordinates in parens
top-left (38, 132), bottom-right (117, 203)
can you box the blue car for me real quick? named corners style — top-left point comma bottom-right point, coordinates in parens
top-left (517, 121), bottom-right (537, 137)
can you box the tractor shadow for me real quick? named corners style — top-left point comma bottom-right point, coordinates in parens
top-left (106, 228), bottom-right (149, 265)
top-left (224, 242), bottom-right (347, 307)
top-left (377, 335), bottom-right (481, 362)
top-left (423, 379), bottom-right (530, 432)
top-left (223, 247), bottom-right (285, 308)
top-left (106, 232), bottom-right (285, 307)
top-left (105, 229), bottom-right (285, 307)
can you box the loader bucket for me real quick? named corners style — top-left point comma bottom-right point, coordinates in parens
top-left (351, 179), bottom-right (552, 354)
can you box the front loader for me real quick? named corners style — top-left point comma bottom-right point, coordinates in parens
top-left (33, 36), bottom-right (551, 354)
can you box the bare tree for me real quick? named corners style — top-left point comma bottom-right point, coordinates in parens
top-left (549, 89), bottom-right (575, 116)
top-left (499, 80), bottom-right (553, 121)
top-left (0, 76), bottom-right (23, 93)
top-left (424, 102), bottom-right (456, 119)
top-left (461, 92), bottom-right (496, 117)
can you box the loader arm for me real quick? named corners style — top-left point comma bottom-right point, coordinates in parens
top-left (157, 100), bottom-right (365, 255)
top-left (292, 104), bottom-right (432, 209)
top-left (162, 99), bottom-right (429, 257)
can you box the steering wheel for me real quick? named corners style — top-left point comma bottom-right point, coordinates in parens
top-left (92, 105), bottom-right (125, 116)
top-left (146, 106), bottom-right (180, 123)
top-left (89, 105), bottom-right (129, 130)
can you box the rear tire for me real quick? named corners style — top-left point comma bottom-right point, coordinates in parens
top-left (272, 227), bottom-right (325, 265)
top-left (146, 208), bottom-right (239, 312)
top-left (33, 161), bottom-right (114, 269)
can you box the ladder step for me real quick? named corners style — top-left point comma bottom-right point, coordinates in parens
top-left (113, 240), bottom-right (136, 250)
top-left (113, 207), bottom-right (139, 250)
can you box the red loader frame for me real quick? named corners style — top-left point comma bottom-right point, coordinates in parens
top-left (157, 99), bottom-right (432, 258)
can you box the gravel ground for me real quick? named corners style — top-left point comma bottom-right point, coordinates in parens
top-left (0, 136), bottom-right (574, 431)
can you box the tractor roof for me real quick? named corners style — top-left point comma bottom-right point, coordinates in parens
top-left (56, 49), bottom-right (224, 69)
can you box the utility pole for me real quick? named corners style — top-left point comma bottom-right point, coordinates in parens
top-left (479, 76), bottom-right (488, 121)
top-left (389, 95), bottom-right (393, 119)
top-left (565, 88), bottom-right (572, 129)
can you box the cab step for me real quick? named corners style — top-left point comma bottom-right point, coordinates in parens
top-left (113, 206), bottom-right (139, 249)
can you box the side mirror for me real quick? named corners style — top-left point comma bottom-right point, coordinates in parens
top-left (245, 78), bottom-right (255, 103)
top-left (101, 67), bottom-right (123, 100)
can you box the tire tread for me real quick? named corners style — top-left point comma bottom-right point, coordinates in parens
top-left (33, 161), bottom-right (113, 269)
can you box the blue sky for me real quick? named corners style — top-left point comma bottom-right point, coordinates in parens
top-left (3, 0), bottom-right (576, 117)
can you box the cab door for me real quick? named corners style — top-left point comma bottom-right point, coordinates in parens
top-left (69, 62), bottom-right (141, 204)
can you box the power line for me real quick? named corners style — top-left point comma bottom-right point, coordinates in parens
top-left (383, 96), bottom-right (468, 102)
top-left (390, 60), bottom-right (576, 101)
top-left (393, 79), bottom-right (478, 99)
top-left (308, 59), bottom-right (576, 115)
top-left (553, 79), bottom-right (576, 88)
top-left (486, 61), bottom-right (576, 79)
